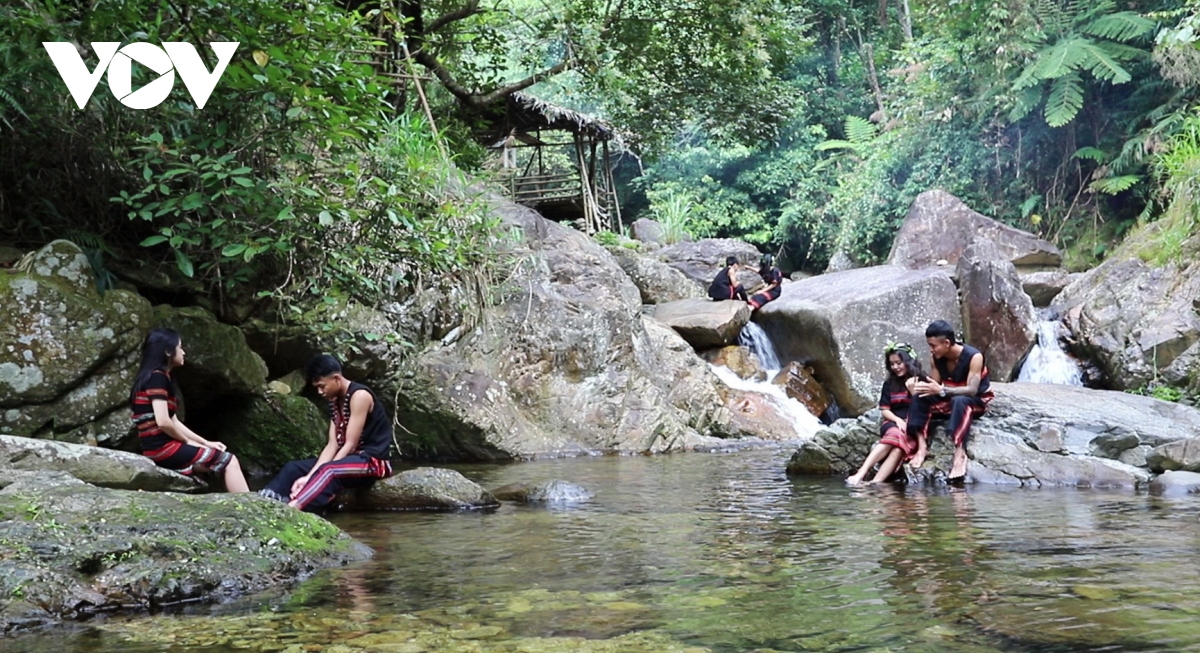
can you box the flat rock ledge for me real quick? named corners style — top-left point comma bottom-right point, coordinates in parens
top-left (0, 434), bottom-right (199, 493)
top-left (784, 382), bottom-right (1197, 488)
top-left (335, 467), bottom-right (499, 511)
top-left (0, 472), bottom-right (370, 634)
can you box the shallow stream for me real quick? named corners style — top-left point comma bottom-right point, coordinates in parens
top-left (11, 448), bottom-right (1200, 652)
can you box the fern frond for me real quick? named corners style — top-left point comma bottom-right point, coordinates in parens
top-left (1101, 42), bottom-right (1151, 61)
top-left (1008, 85), bottom-right (1044, 122)
top-left (1032, 37), bottom-right (1091, 80)
top-left (1084, 12), bottom-right (1157, 43)
top-left (1089, 175), bottom-right (1142, 194)
top-left (1044, 72), bottom-right (1084, 127)
top-left (844, 115), bottom-right (876, 144)
top-left (1080, 42), bottom-right (1132, 83)
top-left (814, 139), bottom-right (863, 153)
top-left (1073, 146), bottom-right (1109, 162)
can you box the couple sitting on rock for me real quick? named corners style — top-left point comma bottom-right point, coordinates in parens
top-left (130, 328), bottom-right (392, 511)
top-left (707, 254), bottom-right (783, 310)
top-left (847, 320), bottom-right (993, 485)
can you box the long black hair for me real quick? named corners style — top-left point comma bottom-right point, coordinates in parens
top-left (883, 344), bottom-right (925, 393)
top-left (130, 328), bottom-right (180, 401)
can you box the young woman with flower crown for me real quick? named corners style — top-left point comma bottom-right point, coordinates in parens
top-left (846, 342), bottom-right (927, 485)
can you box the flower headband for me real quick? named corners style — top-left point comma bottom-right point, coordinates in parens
top-left (884, 341), bottom-right (916, 357)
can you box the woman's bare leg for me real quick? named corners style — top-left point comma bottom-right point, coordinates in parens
top-left (870, 448), bottom-right (905, 484)
top-left (847, 443), bottom-right (894, 485)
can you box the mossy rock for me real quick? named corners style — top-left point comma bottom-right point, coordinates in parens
top-left (191, 393), bottom-right (328, 476)
top-left (0, 474), bottom-right (370, 631)
top-left (151, 305), bottom-right (268, 410)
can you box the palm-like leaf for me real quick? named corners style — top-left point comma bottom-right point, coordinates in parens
top-left (844, 115), bottom-right (876, 144)
top-left (1080, 42), bottom-right (1131, 83)
top-left (1083, 12), bottom-right (1156, 42)
top-left (1089, 175), bottom-right (1142, 194)
top-left (1031, 37), bottom-right (1091, 80)
top-left (1045, 72), bottom-right (1085, 127)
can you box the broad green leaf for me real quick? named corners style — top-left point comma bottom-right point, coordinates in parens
top-left (139, 235), bottom-right (168, 247)
top-left (221, 243), bottom-right (248, 257)
top-left (174, 249), bottom-right (194, 278)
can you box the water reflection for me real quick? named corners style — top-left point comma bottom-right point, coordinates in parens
top-left (9, 448), bottom-right (1200, 652)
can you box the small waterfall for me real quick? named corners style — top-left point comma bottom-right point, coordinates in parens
top-left (739, 322), bottom-right (781, 373)
top-left (1017, 321), bottom-right (1083, 386)
top-left (709, 364), bottom-right (824, 439)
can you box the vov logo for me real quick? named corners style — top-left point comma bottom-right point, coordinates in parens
top-left (42, 42), bottom-right (240, 110)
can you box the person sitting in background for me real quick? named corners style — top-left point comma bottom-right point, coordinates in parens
top-left (748, 253), bottom-right (783, 310)
top-left (259, 354), bottom-right (393, 511)
top-left (130, 327), bottom-right (249, 492)
top-left (708, 255), bottom-right (748, 302)
top-left (906, 320), bottom-right (994, 480)
top-left (847, 343), bottom-right (925, 485)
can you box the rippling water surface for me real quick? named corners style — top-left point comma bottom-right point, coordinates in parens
top-left (12, 447), bottom-right (1200, 652)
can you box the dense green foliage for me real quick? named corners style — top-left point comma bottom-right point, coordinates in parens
top-left (0, 0), bottom-right (495, 317)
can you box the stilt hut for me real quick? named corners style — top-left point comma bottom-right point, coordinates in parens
top-left (481, 93), bottom-right (623, 234)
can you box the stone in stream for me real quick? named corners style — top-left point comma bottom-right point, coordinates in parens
top-left (0, 434), bottom-right (200, 493)
top-left (334, 467), bottom-right (499, 511)
top-left (490, 480), bottom-right (594, 504)
top-left (699, 345), bottom-right (766, 381)
top-left (785, 381), bottom-right (1200, 487)
top-left (770, 362), bottom-right (832, 418)
top-left (886, 190), bottom-right (1062, 272)
top-left (756, 265), bottom-right (960, 415)
top-left (1148, 470), bottom-right (1200, 495)
top-left (0, 473), bottom-right (369, 632)
top-left (653, 298), bottom-right (751, 348)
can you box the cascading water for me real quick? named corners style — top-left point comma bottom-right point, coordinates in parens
top-left (1017, 321), bottom-right (1083, 386)
top-left (738, 322), bottom-right (782, 373)
top-left (709, 321), bottom-right (823, 439)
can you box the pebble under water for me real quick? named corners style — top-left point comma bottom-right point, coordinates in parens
top-left (10, 447), bottom-right (1200, 652)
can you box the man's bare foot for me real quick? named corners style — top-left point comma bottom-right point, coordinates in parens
top-left (949, 448), bottom-right (969, 479)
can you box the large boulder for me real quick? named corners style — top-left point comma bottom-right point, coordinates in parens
top-left (887, 190), bottom-right (1061, 271)
top-left (756, 266), bottom-right (961, 415)
top-left (630, 218), bottom-right (666, 244)
top-left (654, 298), bottom-right (751, 348)
top-left (655, 238), bottom-right (762, 286)
top-left (611, 249), bottom-right (705, 305)
top-left (388, 198), bottom-right (737, 460)
top-left (0, 240), bottom-right (153, 446)
top-left (957, 239), bottom-right (1037, 382)
top-left (334, 467), bottom-right (499, 511)
top-left (1057, 255), bottom-right (1200, 391)
top-left (0, 477), bottom-right (369, 632)
top-left (151, 305), bottom-right (269, 410)
top-left (0, 434), bottom-right (199, 492)
top-left (1145, 438), bottom-right (1200, 473)
top-left (786, 382), bottom-right (1195, 486)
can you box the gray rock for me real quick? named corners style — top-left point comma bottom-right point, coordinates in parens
top-left (387, 197), bottom-right (737, 460)
top-left (630, 218), bottom-right (666, 244)
top-left (1146, 438), bottom-right (1200, 472)
top-left (756, 266), bottom-right (960, 414)
top-left (611, 249), bottom-right (705, 304)
top-left (0, 240), bottom-right (154, 446)
top-left (151, 305), bottom-right (269, 410)
top-left (1022, 269), bottom-right (1071, 307)
top-left (957, 239), bottom-right (1038, 382)
top-left (335, 467), bottom-right (499, 511)
top-left (824, 249), bottom-right (861, 273)
top-left (490, 480), bottom-right (594, 503)
top-left (655, 238), bottom-right (762, 286)
top-left (1058, 256), bottom-right (1200, 391)
top-left (1148, 470), bottom-right (1200, 495)
top-left (653, 298), bottom-right (751, 348)
top-left (0, 434), bottom-right (200, 493)
top-left (786, 382), bottom-right (1198, 486)
top-left (0, 482), bottom-right (368, 631)
top-left (887, 190), bottom-right (1061, 271)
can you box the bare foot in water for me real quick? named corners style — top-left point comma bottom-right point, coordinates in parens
top-left (846, 473), bottom-right (866, 486)
top-left (949, 450), bottom-right (969, 480)
top-left (909, 452), bottom-right (926, 469)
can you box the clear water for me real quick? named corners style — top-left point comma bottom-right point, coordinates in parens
top-left (739, 322), bottom-right (782, 372)
top-left (11, 448), bottom-right (1200, 652)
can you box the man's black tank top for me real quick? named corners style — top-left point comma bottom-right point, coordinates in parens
top-left (934, 343), bottom-right (992, 397)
